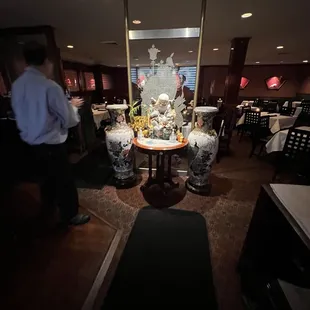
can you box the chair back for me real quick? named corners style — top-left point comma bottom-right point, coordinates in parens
top-left (244, 111), bottom-right (260, 125)
top-left (301, 103), bottom-right (310, 115)
top-left (282, 128), bottom-right (310, 177)
top-left (295, 103), bottom-right (310, 127)
top-left (258, 115), bottom-right (270, 137)
top-left (280, 106), bottom-right (292, 116)
top-left (259, 115), bottom-right (270, 129)
top-left (266, 102), bottom-right (278, 113)
top-left (213, 115), bottom-right (224, 136)
top-left (290, 107), bottom-right (297, 116)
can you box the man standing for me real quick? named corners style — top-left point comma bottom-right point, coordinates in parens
top-left (175, 74), bottom-right (194, 106)
top-left (12, 42), bottom-right (90, 226)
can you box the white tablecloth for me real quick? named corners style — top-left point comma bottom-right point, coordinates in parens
top-left (237, 112), bottom-right (297, 134)
top-left (283, 101), bottom-right (302, 108)
top-left (236, 105), bottom-right (258, 111)
top-left (92, 109), bottom-right (110, 129)
top-left (266, 126), bottom-right (310, 153)
top-left (240, 100), bottom-right (254, 106)
top-left (271, 184), bottom-right (310, 240)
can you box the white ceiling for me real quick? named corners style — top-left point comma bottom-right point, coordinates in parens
top-left (0, 0), bottom-right (310, 66)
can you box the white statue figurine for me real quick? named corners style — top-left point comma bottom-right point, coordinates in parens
top-left (148, 44), bottom-right (161, 61)
top-left (149, 93), bottom-right (176, 140)
top-left (166, 53), bottom-right (174, 67)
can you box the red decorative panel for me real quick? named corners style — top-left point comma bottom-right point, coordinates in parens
top-left (240, 77), bottom-right (250, 89)
top-left (84, 72), bottom-right (96, 91)
top-left (265, 76), bottom-right (286, 90)
top-left (102, 74), bottom-right (112, 90)
top-left (0, 73), bottom-right (7, 95)
top-left (64, 70), bottom-right (80, 92)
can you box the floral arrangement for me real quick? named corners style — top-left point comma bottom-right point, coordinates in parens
top-left (129, 116), bottom-right (148, 132)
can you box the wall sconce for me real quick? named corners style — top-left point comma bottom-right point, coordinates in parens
top-left (240, 77), bottom-right (250, 89)
top-left (265, 76), bottom-right (286, 90)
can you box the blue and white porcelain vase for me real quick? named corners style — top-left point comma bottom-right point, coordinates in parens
top-left (186, 107), bottom-right (218, 195)
top-left (105, 104), bottom-right (135, 185)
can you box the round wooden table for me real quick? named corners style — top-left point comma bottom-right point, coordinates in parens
top-left (133, 138), bottom-right (188, 194)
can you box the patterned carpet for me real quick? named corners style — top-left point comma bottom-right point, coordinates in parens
top-left (78, 135), bottom-right (274, 310)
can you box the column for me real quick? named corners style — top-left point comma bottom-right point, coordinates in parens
top-left (224, 37), bottom-right (250, 105)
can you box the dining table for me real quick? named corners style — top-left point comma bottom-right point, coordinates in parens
top-left (265, 126), bottom-right (310, 153)
top-left (237, 112), bottom-right (298, 134)
top-left (236, 105), bottom-right (258, 111)
top-left (283, 101), bottom-right (302, 108)
top-left (92, 109), bottom-right (110, 129)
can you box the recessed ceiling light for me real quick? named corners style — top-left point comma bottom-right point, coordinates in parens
top-left (256, 61), bottom-right (260, 64)
top-left (231, 48), bottom-right (234, 50)
top-left (303, 60), bottom-right (308, 63)
top-left (133, 57), bottom-right (139, 61)
top-left (175, 63), bottom-right (180, 66)
top-left (213, 48), bottom-right (219, 51)
top-left (67, 45), bottom-right (74, 49)
top-left (277, 46), bottom-right (284, 49)
top-left (132, 20), bottom-right (141, 24)
top-left (136, 64), bottom-right (139, 67)
top-left (188, 50), bottom-right (193, 53)
top-left (241, 13), bottom-right (252, 18)
top-left (117, 65), bottom-right (120, 67)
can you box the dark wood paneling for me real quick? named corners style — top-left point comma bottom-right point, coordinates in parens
top-left (224, 38), bottom-right (251, 105)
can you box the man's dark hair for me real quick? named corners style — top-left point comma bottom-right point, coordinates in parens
top-left (23, 42), bottom-right (48, 66)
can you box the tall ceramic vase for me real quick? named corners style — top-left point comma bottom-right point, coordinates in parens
top-left (105, 104), bottom-right (135, 185)
top-left (186, 107), bottom-right (218, 195)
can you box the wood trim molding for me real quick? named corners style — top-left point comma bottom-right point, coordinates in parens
top-left (81, 229), bottom-right (123, 310)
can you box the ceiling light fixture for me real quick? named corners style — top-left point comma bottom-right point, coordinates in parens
top-left (117, 65), bottom-right (120, 67)
top-left (67, 45), bottom-right (74, 49)
top-left (231, 48), bottom-right (234, 50)
top-left (277, 46), bottom-right (284, 49)
top-left (132, 20), bottom-right (141, 24)
top-left (280, 61), bottom-right (284, 63)
top-left (213, 48), bottom-right (219, 51)
top-left (136, 64), bottom-right (139, 67)
top-left (241, 13), bottom-right (252, 18)
top-left (188, 50), bottom-right (193, 53)
top-left (303, 60), bottom-right (308, 63)
top-left (255, 61), bottom-right (260, 64)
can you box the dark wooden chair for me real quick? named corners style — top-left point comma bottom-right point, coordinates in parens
top-left (294, 104), bottom-right (310, 127)
top-left (301, 102), bottom-right (310, 114)
top-left (266, 101), bottom-right (278, 113)
top-left (249, 116), bottom-right (271, 157)
top-left (280, 106), bottom-right (296, 116)
top-left (239, 111), bottom-right (260, 142)
top-left (272, 128), bottom-right (310, 182)
top-left (237, 106), bottom-right (251, 135)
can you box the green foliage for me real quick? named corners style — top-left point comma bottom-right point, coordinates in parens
top-left (129, 100), bottom-right (140, 122)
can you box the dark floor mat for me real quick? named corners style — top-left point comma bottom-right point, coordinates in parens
top-left (102, 206), bottom-right (218, 308)
top-left (73, 144), bottom-right (113, 190)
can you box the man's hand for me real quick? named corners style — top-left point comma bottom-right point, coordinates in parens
top-left (71, 97), bottom-right (84, 108)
